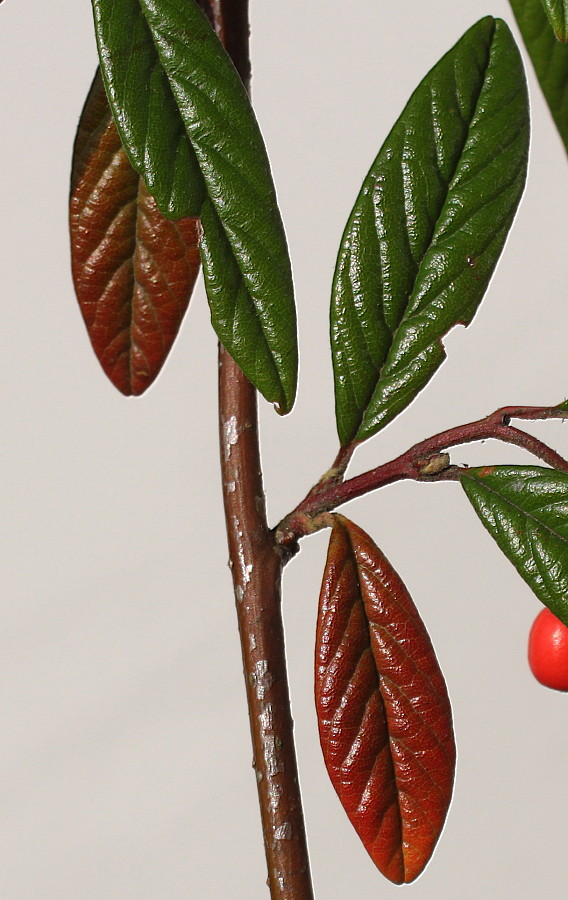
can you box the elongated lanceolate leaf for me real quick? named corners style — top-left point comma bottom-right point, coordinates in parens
top-left (462, 466), bottom-right (568, 624)
top-left (509, 0), bottom-right (568, 151)
top-left (91, 0), bottom-right (297, 413)
top-left (541, 0), bottom-right (568, 42)
top-left (199, 200), bottom-right (286, 407)
top-left (331, 17), bottom-right (529, 446)
top-left (316, 516), bottom-right (455, 884)
top-left (70, 70), bottom-right (201, 395)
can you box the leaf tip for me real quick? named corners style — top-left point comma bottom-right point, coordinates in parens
top-left (273, 385), bottom-right (296, 417)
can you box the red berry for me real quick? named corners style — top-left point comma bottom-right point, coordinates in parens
top-left (528, 608), bottom-right (568, 691)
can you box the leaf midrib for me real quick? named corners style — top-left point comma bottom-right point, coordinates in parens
top-left (354, 22), bottom-right (496, 439)
top-left (339, 529), bottom-right (405, 855)
top-left (463, 471), bottom-right (568, 548)
top-left (387, 25), bottom-right (495, 337)
top-left (342, 525), bottom-right (450, 868)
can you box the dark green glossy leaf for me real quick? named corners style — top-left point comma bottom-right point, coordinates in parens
top-left (91, 0), bottom-right (297, 412)
top-left (199, 200), bottom-right (289, 409)
top-left (331, 18), bottom-right (529, 446)
top-left (462, 466), bottom-right (568, 624)
top-left (509, 0), bottom-right (568, 152)
top-left (91, 0), bottom-right (205, 219)
top-left (541, 0), bottom-right (568, 42)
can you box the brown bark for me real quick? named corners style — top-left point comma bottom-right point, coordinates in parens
top-left (218, 350), bottom-right (313, 899)
top-left (212, 1), bottom-right (314, 896)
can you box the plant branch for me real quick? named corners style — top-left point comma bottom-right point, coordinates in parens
top-left (213, 2), bottom-right (313, 897)
top-left (276, 405), bottom-right (568, 545)
top-left (218, 350), bottom-right (312, 899)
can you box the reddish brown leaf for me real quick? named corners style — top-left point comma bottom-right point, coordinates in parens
top-left (70, 71), bottom-right (201, 395)
top-left (316, 515), bottom-right (455, 884)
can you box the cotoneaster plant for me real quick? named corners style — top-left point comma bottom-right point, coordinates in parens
top-left (4, 0), bottom-right (568, 897)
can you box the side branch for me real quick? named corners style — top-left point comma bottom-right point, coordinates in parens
top-left (276, 405), bottom-right (568, 545)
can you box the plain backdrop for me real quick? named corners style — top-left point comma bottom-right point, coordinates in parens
top-left (1, 1), bottom-right (567, 897)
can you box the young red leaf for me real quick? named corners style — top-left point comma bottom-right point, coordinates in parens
top-left (316, 515), bottom-right (455, 884)
top-left (70, 71), bottom-right (201, 395)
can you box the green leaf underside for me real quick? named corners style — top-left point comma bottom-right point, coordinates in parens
top-left (541, 0), bottom-right (568, 42)
top-left (331, 17), bottom-right (529, 446)
top-left (462, 466), bottom-right (568, 624)
top-left (91, 0), bottom-right (297, 413)
top-left (509, 0), bottom-right (568, 151)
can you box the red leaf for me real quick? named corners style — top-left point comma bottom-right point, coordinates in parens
top-left (69, 71), bottom-right (201, 395)
top-left (316, 515), bottom-right (455, 884)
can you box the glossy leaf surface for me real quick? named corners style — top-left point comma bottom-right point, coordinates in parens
top-left (70, 71), bottom-right (200, 395)
top-left (462, 466), bottom-right (568, 624)
top-left (541, 0), bottom-right (568, 41)
top-left (91, 0), bottom-right (205, 219)
top-left (91, 0), bottom-right (297, 412)
top-left (316, 516), bottom-right (455, 884)
top-left (199, 200), bottom-right (285, 408)
top-left (509, 0), bottom-right (568, 151)
top-left (331, 17), bottom-right (529, 446)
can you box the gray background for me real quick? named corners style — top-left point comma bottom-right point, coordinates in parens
top-left (1, 0), bottom-right (567, 897)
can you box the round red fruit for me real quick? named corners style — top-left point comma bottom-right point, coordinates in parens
top-left (528, 608), bottom-right (568, 691)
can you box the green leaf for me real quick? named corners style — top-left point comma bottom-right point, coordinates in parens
top-left (509, 0), bottom-right (568, 152)
top-left (91, 0), bottom-right (297, 413)
top-left (91, 0), bottom-right (205, 219)
top-left (540, 0), bottom-right (568, 42)
top-left (331, 18), bottom-right (529, 446)
top-left (199, 200), bottom-right (291, 409)
top-left (462, 466), bottom-right (568, 624)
